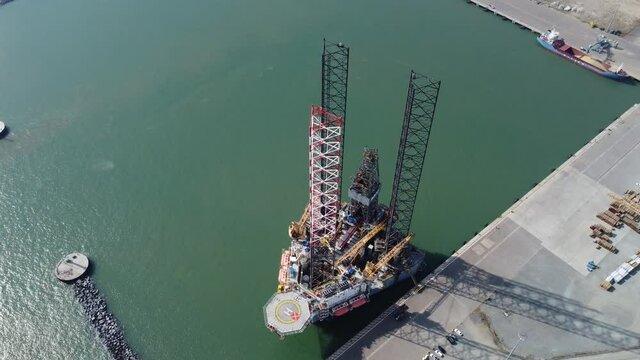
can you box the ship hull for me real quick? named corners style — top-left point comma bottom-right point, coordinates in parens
top-left (308, 248), bottom-right (424, 323)
top-left (536, 36), bottom-right (629, 81)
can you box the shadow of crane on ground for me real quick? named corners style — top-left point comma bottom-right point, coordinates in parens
top-left (321, 252), bottom-right (640, 359)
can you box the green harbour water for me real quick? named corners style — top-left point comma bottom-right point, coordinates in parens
top-left (0, 0), bottom-right (638, 359)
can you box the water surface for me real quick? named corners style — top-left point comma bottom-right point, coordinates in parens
top-left (0, 0), bottom-right (638, 359)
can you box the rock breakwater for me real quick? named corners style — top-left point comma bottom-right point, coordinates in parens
top-left (72, 277), bottom-right (139, 360)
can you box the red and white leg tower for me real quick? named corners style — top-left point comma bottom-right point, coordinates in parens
top-left (308, 105), bottom-right (343, 244)
top-left (308, 105), bottom-right (344, 288)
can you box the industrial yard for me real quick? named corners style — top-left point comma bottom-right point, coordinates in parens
top-left (330, 104), bottom-right (640, 359)
top-left (538, 0), bottom-right (640, 36)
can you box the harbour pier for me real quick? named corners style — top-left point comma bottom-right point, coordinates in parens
top-left (329, 104), bottom-right (640, 359)
top-left (466, 0), bottom-right (640, 80)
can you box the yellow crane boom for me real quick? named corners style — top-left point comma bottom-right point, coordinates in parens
top-left (288, 204), bottom-right (310, 239)
top-left (336, 220), bottom-right (387, 265)
top-left (364, 233), bottom-right (414, 278)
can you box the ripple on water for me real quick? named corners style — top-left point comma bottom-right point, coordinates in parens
top-left (0, 173), bottom-right (110, 359)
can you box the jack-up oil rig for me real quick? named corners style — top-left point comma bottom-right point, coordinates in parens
top-left (263, 41), bottom-right (441, 337)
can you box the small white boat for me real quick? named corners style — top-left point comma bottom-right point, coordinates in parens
top-left (0, 121), bottom-right (5, 134)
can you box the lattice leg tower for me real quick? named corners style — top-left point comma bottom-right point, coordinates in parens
top-left (384, 71), bottom-right (441, 253)
top-left (321, 40), bottom-right (349, 204)
top-left (308, 105), bottom-right (344, 289)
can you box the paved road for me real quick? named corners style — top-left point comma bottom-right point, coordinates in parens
top-left (470, 0), bottom-right (640, 79)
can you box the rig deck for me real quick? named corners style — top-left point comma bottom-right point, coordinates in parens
top-left (263, 41), bottom-right (441, 337)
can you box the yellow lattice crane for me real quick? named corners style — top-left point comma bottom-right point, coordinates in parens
top-left (363, 233), bottom-right (414, 278)
top-left (336, 220), bottom-right (387, 265)
top-left (288, 204), bottom-right (310, 239)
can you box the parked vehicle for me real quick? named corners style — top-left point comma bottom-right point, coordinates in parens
top-left (421, 352), bottom-right (433, 360)
top-left (433, 347), bottom-right (444, 357)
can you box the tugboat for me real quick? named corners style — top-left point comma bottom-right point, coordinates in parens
top-left (537, 29), bottom-right (629, 81)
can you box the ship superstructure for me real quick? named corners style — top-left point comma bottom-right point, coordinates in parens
top-left (264, 41), bottom-right (441, 337)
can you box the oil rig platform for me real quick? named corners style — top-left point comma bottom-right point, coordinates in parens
top-left (263, 40), bottom-right (441, 337)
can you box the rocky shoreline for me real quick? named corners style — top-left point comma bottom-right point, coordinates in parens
top-left (72, 277), bottom-right (139, 360)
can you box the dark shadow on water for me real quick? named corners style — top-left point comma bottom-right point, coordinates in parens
top-left (619, 76), bottom-right (639, 86)
top-left (0, 125), bottom-right (10, 140)
top-left (84, 258), bottom-right (96, 278)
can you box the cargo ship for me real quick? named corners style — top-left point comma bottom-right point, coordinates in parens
top-left (263, 41), bottom-right (441, 337)
top-left (537, 30), bottom-right (629, 81)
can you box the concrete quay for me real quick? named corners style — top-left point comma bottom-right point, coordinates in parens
top-left (467, 0), bottom-right (640, 80)
top-left (329, 103), bottom-right (640, 360)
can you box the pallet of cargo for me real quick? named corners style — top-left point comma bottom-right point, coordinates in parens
top-left (590, 224), bottom-right (613, 236)
top-left (597, 213), bottom-right (620, 227)
top-left (621, 217), bottom-right (640, 233)
top-left (604, 210), bottom-right (621, 221)
top-left (594, 238), bottom-right (617, 253)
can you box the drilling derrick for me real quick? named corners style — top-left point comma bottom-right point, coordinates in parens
top-left (383, 71), bottom-right (441, 254)
top-left (348, 148), bottom-right (381, 224)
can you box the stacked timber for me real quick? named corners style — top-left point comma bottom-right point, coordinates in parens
top-left (621, 215), bottom-right (640, 232)
top-left (593, 238), bottom-right (617, 253)
top-left (590, 224), bottom-right (613, 236)
top-left (590, 226), bottom-right (611, 240)
top-left (597, 212), bottom-right (621, 228)
top-left (607, 190), bottom-right (640, 233)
